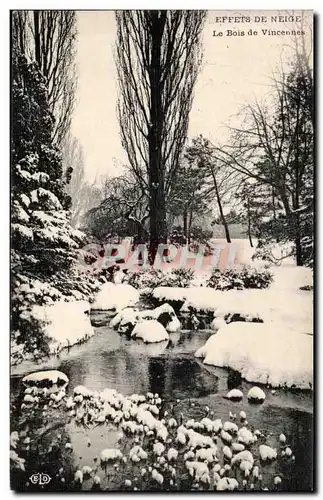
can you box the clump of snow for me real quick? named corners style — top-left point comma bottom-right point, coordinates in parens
top-left (216, 477), bottom-right (239, 491)
top-left (186, 460), bottom-right (210, 484)
top-left (223, 421), bottom-right (238, 434)
top-left (100, 448), bottom-right (123, 462)
top-left (31, 300), bottom-right (94, 353)
top-left (225, 389), bottom-right (243, 401)
top-left (259, 444), bottom-right (277, 461)
top-left (195, 322), bottom-right (312, 389)
top-left (237, 427), bottom-right (257, 446)
top-left (92, 283), bottom-right (139, 311)
top-left (22, 370), bottom-right (68, 388)
top-left (131, 320), bottom-right (169, 343)
top-left (231, 450), bottom-right (254, 475)
top-left (247, 386), bottom-right (266, 403)
top-left (167, 448), bottom-right (178, 461)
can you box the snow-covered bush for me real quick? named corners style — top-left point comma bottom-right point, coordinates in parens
top-left (126, 268), bottom-right (195, 291)
top-left (206, 265), bottom-right (273, 290)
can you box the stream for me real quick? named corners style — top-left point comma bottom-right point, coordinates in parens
top-left (10, 316), bottom-right (313, 492)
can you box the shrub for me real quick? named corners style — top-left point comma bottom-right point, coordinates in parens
top-left (206, 265), bottom-right (273, 290)
top-left (126, 267), bottom-right (195, 290)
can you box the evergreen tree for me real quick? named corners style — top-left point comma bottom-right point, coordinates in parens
top-left (11, 48), bottom-right (96, 364)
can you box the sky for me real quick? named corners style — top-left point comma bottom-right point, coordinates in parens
top-left (71, 10), bottom-right (313, 184)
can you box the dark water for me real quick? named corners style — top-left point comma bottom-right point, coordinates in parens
top-left (11, 323), bottom-right (313, 492)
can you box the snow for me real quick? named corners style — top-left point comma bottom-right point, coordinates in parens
top-left (22, 370), bottom-right (68, 387)
top-left (92, 283), bottom-right (139, 311)
top-left (225, 389), bottom-right (243, 401)
top-left (216, 477), bottom-right (239, 491)
top-left (100, 448), bottom-right (123, 462)
top-left (247, 386), bottom-right (266, 402)
top-left (237, 427), bottom-right (257, 446)
top-left (259, 444), bottom-right (277, 461)
top-left (186, 461), bottom-right (210, 483)
top-left (231, 450), bottom-right (254, 475)
top-left (111, 303), bottom-right (181, 334)
top-left (31, 300), bottom-right (94, 353)
top-left (154, 265), bottom-right (312, 336)
top-left (131, 320), bottom-right (169, 343)
top-left (167, 448), bottom-right (178, 461)
top-left (195, 322), bottom-right (312, 389)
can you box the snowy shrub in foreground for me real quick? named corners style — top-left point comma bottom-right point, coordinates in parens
top-left (206, 265), bottom-right (273, 290)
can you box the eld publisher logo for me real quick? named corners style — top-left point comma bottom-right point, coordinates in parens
top-left (29, 473), bottom-right (51, 486)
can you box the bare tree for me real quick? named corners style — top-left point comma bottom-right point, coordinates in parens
top-left (12, 10), bottom-right (77, 146)
top-left (115, 10), bottom-right (206, 261)
top-left (213, 51), bottom-right (313, 264)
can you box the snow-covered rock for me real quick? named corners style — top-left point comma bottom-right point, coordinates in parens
top-left (92, 283), bottom-right (139, 311)
top-left (110, 303), bottom-right (181, 335)
top-left (110, 307), bottom-right (139, 333)
top-left (131, 320), bottom-right (169, 343)
top-left (31, 300), bottom-right (94, 353)
top-left (195, 322), bottom-right (312, 389)
top-left (22, 370), bottom-right (68, 389)
top-left (225, 389), bottom-right (243, 401)
top-left (247, 386), bottom-right (266, 403)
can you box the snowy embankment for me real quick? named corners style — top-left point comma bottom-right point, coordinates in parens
top-left (31, 300), bottom-right (95, 354)
top-left (154, 265), bottom-right (313, 389)
top-left (195, 322), bottom-right (312, 390)
top-left (153, 266), bottom-right (312, 333)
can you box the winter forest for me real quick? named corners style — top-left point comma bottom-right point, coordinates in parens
top-left (11, 10), bottom-right (313, 492)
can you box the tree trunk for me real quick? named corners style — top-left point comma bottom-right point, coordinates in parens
top-left (279, 189), bottom-right (303, 266)
top-left (247, 196), bottom-right (253, 247)
top-left (33, 12), bottom-right (41, 67)
top-left (148, 12), bottom-right (167, 264)
top-left (211, 168), bottom-right (231, 243)
top-left (183, 211), bottom-right (188, 244)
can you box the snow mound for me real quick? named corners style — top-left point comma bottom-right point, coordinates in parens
top-left (247, 386), bottom-right (266, 402)
top-left (225, 389), bottom-right (243, 401)
top-left (31, 300), bottom-right (94, 352)
top-left (195, 322), bottom-right (312, 389)
top-left (92, 283), bottom-right (139, 311)
top-left (131, 320), bottom-right (169, 343)
top-left (22, 370), bottom-right (68, 387)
